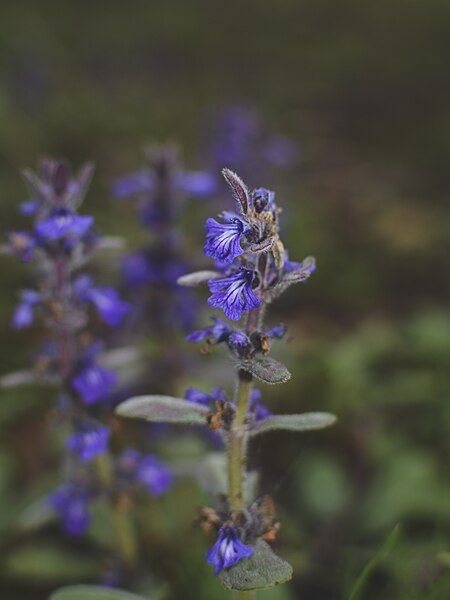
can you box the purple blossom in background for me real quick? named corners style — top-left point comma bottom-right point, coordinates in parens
top-left (49, 484), bottom-right (91, 536)
top-left (204, 212), bottom-right (247, 264)
top-left (66, 424), bottom-right (110, 462)
top-left (206, 526), bottom-right (254, 574)
top-left (136, 454), bottom-right (174, 496)
top-left (185, 386), bottom-right (227, 407)
top-left (12, 289), bottom-right (40, 329)
top-left (266, 324), bottom-right (287, 340)
top-left (19, 199), bottom-right (39, 216)
top-left (248, 388), bottom-right (271, 422)
top-left (186, 316), bottom-right (231, 344)
top-left (35, 207), bottom-right (93, 244)
top-left (208, 268), bottom-right (261, 321)
top-left (74, 275), bottom-right (130, 327)
top-left (72, 354), bottom-right (117, 405)
top-left (205, 106), bottom-right (298, 185)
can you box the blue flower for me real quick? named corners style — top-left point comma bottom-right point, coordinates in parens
top-left (49, 484), bottom-right (91, 536)
top-left (35, 208), bottom-right (93, 243)
top-left (12, 290), bottom-right (40, 329)
top-left (177, 170), bottom-right (217, 197)
top-left (185, 386), bottom-right (227, 407)
top-left (251, 187), bottom-right (276, 213)
top-left (74, 275), bottom-right (130, 327)
top-left (228, 330), bottom-right (252, 356)
top-left (266, 324), bottom-right (287, 340)
top-left (19, 199), bottom-right (40, 216)
top-left (204, 212), bottom-right (247, 264)
top-left (208, 268), bottom-right (261, 321)
top-left (248, 389), bottom-right (271, 421)
top-left (136, 454), bottom-right (173, 496)
top-left (186, 317), bottom-right (231, 344)
top-left (206, 526), bottom-right (254, 574)
top-left (66, 424), bottom-right (110, 462)
top-left (72, 360), bottom-right (117, 405)
top-left (112, 171), bottom-right (154, 199)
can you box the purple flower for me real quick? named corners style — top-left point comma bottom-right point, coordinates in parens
top-left (206, 526), bottom-right (254, 574)
top-left (49, 484), bottom-right (91, 536)
top-left (186, 317), bottom-right (231, 344)
top-left (112, 171), bottom-right (154, 199)
top-left (74, 275), bottom-right (130, 327)
top-left (204, 212), bottom-right (246, 264)
top-left (251, 187), bottom-right (276, 213)
top-left (228, 331), bottom-right (252, 356)
top-left (66, 424), bottom-right (110, 462)
top-left (136, 454), bottom-right (173, 496)
top-left (177, 170), bottom-right (217, 197)
top-left (20, 199), bottom-right (40, 216)
top-left (12, 290), bottom-right (40, 329)
top-left (248, 389), bottom-right (271, 421)
top-left (266, 324), bottom-right (287, 340)
top-left (185, 386), bottom-right (227, 407)
top-left (121, 252), bottom-right (151, 286)
top-left (208, 268), bottom-right (261, 321)
top-left (35, 208), bottom-right (93, 243)
top-left (72, 361), bottom-right (117, 405)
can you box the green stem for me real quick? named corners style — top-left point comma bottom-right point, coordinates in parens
top-left (227, 371), bottom-right (253, 512)
top-left (95, 453), bottom-right (138, 568)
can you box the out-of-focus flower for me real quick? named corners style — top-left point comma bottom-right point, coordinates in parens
top-left (12, 289), bottom-right (40, 329)
top-left (49, 484), bottom-right (91, 536)
top-left (72, 359), bottom-right (117, 405)
top-left (66, 424), bottom-right (110, 462)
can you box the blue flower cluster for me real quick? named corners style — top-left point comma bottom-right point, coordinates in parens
top-left (6, 158), bottom-right (173, 538)
top-left (206, 106), bottom-right (298, 185)
top-left (113, 146), bottom-right (216, 333)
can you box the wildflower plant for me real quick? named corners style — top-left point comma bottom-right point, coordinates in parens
top-left (3, 158), bottom-right (173, 580)
top-left (117, 169), bottom-right (337, 596)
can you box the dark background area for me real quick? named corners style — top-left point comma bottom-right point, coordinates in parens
top-left (0, 1), bottom-right (449, 599)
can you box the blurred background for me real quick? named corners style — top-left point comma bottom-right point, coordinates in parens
top-left (0, 1), bottom-right (449, 599)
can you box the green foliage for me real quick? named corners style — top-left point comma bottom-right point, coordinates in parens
top-left (250, 413), bottom-right (336, 436)
top-left (348, 525), bottom-right (401, 600)
top-left (219, 540), bottom-right (293, 591)
top-left (116, 395), bottom-right (207, 425)
top-left (239, 357), bottom-right (291, 384)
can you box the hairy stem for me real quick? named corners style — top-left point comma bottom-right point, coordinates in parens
top-left (227, 370), bottom-right (253, 512)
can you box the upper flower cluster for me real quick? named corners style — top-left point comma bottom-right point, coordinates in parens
top-left (183, 169), bottom-right (315, 324)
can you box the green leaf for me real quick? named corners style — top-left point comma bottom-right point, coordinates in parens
top-left (219, 539), bottom-right (293, 591)
top-left (348, 524), bottom-right (401, 600)
top-left (50, 585), bottom-right (148, 600)
top-left (116, 395), bottom-right (208, 425)
top-left (250, 413), bottom-right (337, 437)
top-left (239, 357), bottom-right (291, 384)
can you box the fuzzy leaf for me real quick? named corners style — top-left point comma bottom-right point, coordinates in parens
top-left (250, 413), bottom-right (337, 437)
top-left (222, 168), bottom-right (250, 215)
top-left (50, 585), bottom-right (147, 600)
top-left (267, 256), bottom-right (316, 302)
top-left (177, 270), bottom-right (221, 287)
top-left (116, 395), bottom-right (208, 425)
top-left (219, 539), bottom-right (292, 591)
top-left (0, 370), bottom-right (58, 388)
top-left (238, 357), bottom-right (291, 384)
